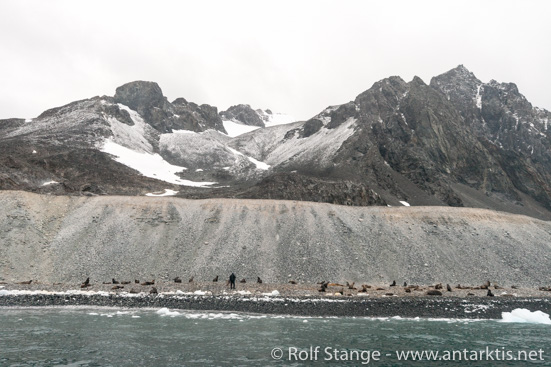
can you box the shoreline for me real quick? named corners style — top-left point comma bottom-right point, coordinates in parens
top-left (2, 292), bottom-right (551, 319)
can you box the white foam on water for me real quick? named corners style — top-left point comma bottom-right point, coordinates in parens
top-left (501, 308), bottom-right (551, 324)
top-left (156, 307), bottom-right (181, 317)
top-left (261, 290), bottom-right (280, 296)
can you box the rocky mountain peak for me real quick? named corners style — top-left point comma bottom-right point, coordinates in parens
top-left (219, 104), bottom-right (265, 127)
top-left (114, 81), bottom-right (166, 111)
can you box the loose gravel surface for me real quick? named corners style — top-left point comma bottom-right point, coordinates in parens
top-left (1, 282), bottom-right (551, 319)
top-left (1, 191), bottom-right (551, 288)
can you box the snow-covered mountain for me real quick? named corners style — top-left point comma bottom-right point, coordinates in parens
top-left (1, 66), bottom-right (551, 220)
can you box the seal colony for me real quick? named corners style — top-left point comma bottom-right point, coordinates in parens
top-left (2, 279), bottom-right (551, 318)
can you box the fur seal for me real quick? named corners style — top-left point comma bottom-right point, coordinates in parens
top-left (487, 289), bottom-right (494, 297)
top-left (405, 288), bottom-right (411, 293)
top-left (240, 278), bottom-right (246, 283)
top-left (121, 281), bottom-right (131, 285)
top-left (213, 276), bottom-right (219, 282)
top-left (257, 277), bottom-right (262, 284)
top-left (112, 278), bottom-right (119, 284)
top-left (102, 282), bottom-right (111, 285)
top-left (135, 280), bottom-right (140, 284)
top-left (189, 276), bottom-right (194, 283)
top-left (426, 290), bottom-right (442, 296)
top-left (481, 281), bottom-right (490, 289)
top-left (390, 280), bottom-right (396, 287)
top-left (403, 282), bottom-right (407, 287)
top-left (111, 285), bottom-right (124, 290)
top-left (141, 280), bottom-right (155, 286)
top-left (173, 277), bottom-right (182, 283)
top-left (129, 288), bottom-right (139, 294)
top-left (80, 277), bottom-right (90, 288)
top-left (434, 283), bottom-right (443, 290)
top-left (446, 284), bottom-right (452, 292)
top-left (346, 282), bottom-right (356, 290)
top-left (376, 287), bottom-right (385, 291)
top-left (150, 287), bottom-right (158, 294)
top-left (289, 280), bottom-right (297, 285)
top-left (17, 280), bottom-right (32, 285)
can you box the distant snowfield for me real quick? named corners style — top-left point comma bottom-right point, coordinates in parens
top-left (100, 140), bottom-right (217, 187)
top-left (262, 112), bottom-right (296, 127)
top-left (222, 120), bottom-right (260, 137)
top-left (222, 111), bottom-right (296, 138)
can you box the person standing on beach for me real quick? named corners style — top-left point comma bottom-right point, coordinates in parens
top-left (229, 273), bottom-right (236, 289)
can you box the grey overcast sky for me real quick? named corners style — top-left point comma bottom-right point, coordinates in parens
top-left (0, 0), bottom-right (549, 120)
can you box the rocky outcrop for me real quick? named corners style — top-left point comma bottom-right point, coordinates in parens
top-left (220, 104), bottom-right (265, 127)
top-left (235, 172), bottom-right (385, 206)
top-left (114, 81), bottom-right (226, 134)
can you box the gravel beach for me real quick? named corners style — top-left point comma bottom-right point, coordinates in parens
top-left (2, 282), bottom-right (551, 318)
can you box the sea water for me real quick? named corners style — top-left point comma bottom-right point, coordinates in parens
top-left (1, 307), bottom-right (550, 366)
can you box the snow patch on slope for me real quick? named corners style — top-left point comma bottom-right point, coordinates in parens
top-left (146, 189), bottom-right (179, 197)
top-left (227, 147), bottom-right (270, 170)
top-left (263, 117), bottom-right (357, 167)
top-left (105, 103), bottom-right (158, 154)
top-left (100, 140), bottom-right (216, 187)
top-left (475, 84), bottom-right (483, 110)
top-left (222, 120), bottom-right (260, 137)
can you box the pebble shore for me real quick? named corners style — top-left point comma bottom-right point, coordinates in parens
top-left (2, 282), bottom-right (551, 319)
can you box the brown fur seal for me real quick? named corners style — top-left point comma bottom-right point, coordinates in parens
top-left (446, 284), bottom-right (452, 292)
top-left (257, 277), bottom-right (262, 284)
top-left (390, 280), bottom-right (396, 287)
top-left (141, 280), bottom-right (155, 286)
top-left (121, 281), bottom-right (131, 285)
top-left (240, 278), bottom-right (246, 283)
top-left (80, 277), bottom-right (90, 288)
top-left (487, 289), bottom-right (494, 297)
top-left (289, 280), bottom-right (297, 285)
top-left (111, 285), bottom-right (124, 290)
top-left (188, 276), bottom-right (194, 283)
top-left (150, 287), bottom-right (158, 294)
top-left (112, 278), bottom-right (119, 284)
top-left (213, 276), bottom-right (219, 282)
top-left (17, 280), bottom-right (32, 285)
top-left (426, 290), bottom-right (442, 296)
top-left (173, 277), bottom-right (182, 283)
